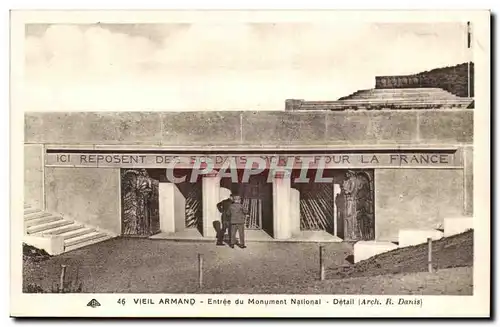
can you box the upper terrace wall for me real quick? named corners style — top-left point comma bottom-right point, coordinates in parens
top-left (375, 62), bottom-right (474, 97)
top-left (25, 111), bottom-right (473, 147)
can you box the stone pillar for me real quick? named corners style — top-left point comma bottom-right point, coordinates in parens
top-left (273, 175), bottom-right (291, 239)
top-left (202, 174), bottom-right (221, 237)
top-left (219, 187), bottom-right (232, 201)
top-left (333, 184), bottom-right (341, 237)
top-left (290, 188), bottom-right (301, 236)
top-left (159, 182), bottom-right (186, 233)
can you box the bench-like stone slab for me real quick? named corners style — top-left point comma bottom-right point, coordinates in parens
top-left (444, 217), bottom-right (473, 237)
top-left (354, 241), bottom-right (398, 263)
top-left (398, 229), bottom-right (444, 248)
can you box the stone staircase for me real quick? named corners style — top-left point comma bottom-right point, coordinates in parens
top-left (339, 87), bottom-right (466, 101)
top-left (24, 203), bottom-right (115, 254)
top-left (287, 87), bottom-right (474, 111)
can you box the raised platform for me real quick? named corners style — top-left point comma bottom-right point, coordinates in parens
top-left (150, 229), bottom-right (342, 243)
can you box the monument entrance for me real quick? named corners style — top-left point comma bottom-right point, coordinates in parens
top-left (220, 170), bottom-right (273, 236)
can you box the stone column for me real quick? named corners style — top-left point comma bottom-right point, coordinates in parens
top-left (290, 187), bottom-right (301, 236)
top-left (219, 187), bottom-right (232, 201)
top-left (202, 173), bottom-right (221, 237)
top-left (333, 184), bottom-right (341, 237)
top-left (273, 174), bottom-right (291, 239)
top-left (159, 182), bottom-right (186, 234)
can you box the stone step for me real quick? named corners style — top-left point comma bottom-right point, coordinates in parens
top-left (24, 208), bottom-right (41, 215)
top-left (346, 96), bottom-right (461, 101)
top-left (25, 215), bottom-right (62, 228)
top-left (24, 211), bottom-right (52, 221)
top-left (24, 204), bottom-right (31, 209)
top-left (64, 231), bottom-right (109, 247)
top-left (60, 227), bottom-right (96, 240)
top-left (299, 101), bottom-right (472, 111)
top-left (36, 223), bottom-right (84, 236)
top-left (370, 88), bottom-right (452, 93)
top-left (64, 235), bottom-right (113, 253)
top-left (348, 93), bottom-right (460, 100)
top-left (27, 220), bottom-right (73, 234)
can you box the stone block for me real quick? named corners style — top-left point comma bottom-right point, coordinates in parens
top-left (374, 169), bottom-right (463, 241)
top-left (290, 188), bottom-right (301, 235)
top-left (25, 112), bottom-right (163, 144)
top-left (241, 111), bottom-right (326, 145)
top-left (418, 111), bottom-right (473, 144)
top-left (161, 112), bottom-right (241, 145)
top-left (444, 217), bottom-right (473, 237)
top-left (202, 175), bottom-right (221, 237)
top-left (159, 183), bottom-right (186, 233)
top-left (272, 176), bottom-right (291, 239)
top-left (398, 229), bottom-right (444, 248)
top-left (23, 235), bottom-right (64, 256)
top-left (326, 111), bottom-right (418, 144)
top-left (45, 167), bottom-right (121, 234)
top-left (354, 241), bottom-right (399, 263)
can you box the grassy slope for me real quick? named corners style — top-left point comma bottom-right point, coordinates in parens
top-left (328, 230), bottom-right (473, 280)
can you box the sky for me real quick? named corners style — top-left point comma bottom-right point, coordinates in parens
top-left (24, 22), bottom-right (470, 111)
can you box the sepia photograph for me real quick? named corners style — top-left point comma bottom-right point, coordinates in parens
top-left (11, 10), bottom-right (490, 318)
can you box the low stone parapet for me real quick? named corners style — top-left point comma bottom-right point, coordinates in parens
top-left (444, 217), bottom-right (473, 237)
top-left (354, 241), bottom-right (398, 263)
top-left (398, 229), bottom-right (444, 248)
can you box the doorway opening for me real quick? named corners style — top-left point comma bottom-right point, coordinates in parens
top-left (291, 169), bottom-right (375, 241)
top-left (220, 169), bottom-right (273, 237)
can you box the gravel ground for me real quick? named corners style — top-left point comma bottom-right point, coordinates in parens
top-left (23, 240), bottom-right (353, 293)
top-left (23, 232), bottom-right (473, 294)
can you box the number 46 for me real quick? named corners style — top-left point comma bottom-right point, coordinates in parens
top-left (117, 298), bottom-right (126, 306)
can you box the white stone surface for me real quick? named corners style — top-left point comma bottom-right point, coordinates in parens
top-left (202, 175), bottom-right (221, 237)
top-left (273, 176), bottom-right (291, 239)
top-left (333, 184), bottom-right (341, 237)
top-left (159, 183), bottom-right (186, 233)
top-left (219, 187), bottom-right (231, 201)
top-left (23, 235), bottom-right (64, 256)
top-left (444, 217), bottom-right (473, 237)
top-left (354, 241), bottom-right (398, 263)
top-left (290, 188), bottom-right (300, 236)
top-left (398, 229), bottom-right (444, 248)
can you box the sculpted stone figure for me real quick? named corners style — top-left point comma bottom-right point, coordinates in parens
top-left (122, 169), bottom-right (153, 235)
top-left (343, 170), bottom-right (360, 241)
top-left (342, 170), bottom-right (375, 241)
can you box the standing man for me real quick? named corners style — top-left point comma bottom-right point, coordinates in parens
top-left (228, 195), bottom-right (249, 249)
top-left (216, 194), bottom-right (233, 246)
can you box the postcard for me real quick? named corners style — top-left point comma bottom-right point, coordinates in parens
top-left (10, 9), bottom-right (490, 318)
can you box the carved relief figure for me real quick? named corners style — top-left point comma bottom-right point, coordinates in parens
top-left (121, 169), bottom-right (156, 236)
top-left (355, 172), bottom-right (375, 240)
top-left (342, 170), bottom-right (375, 241)
top-left (342, 170), bottom-right (360, 240)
